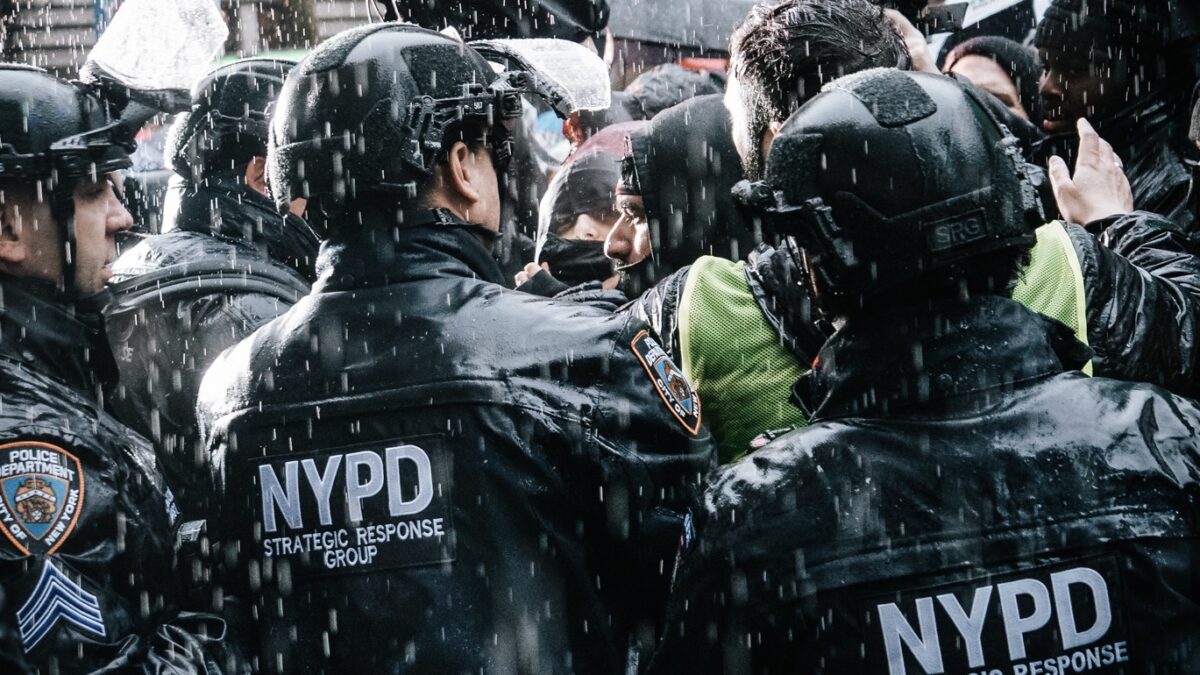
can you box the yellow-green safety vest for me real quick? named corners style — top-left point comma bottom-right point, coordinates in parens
top-left (677, 222), bottom-right (1090, 463)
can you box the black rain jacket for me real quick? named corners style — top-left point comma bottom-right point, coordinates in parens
top-left (196, 213), bottom-right (715, 674)
top-left (106, 175), bottom-right (317, 516)
top-left (651, 296), bottom-right (1200, 674)
top-left (0, 276), bottom-right (225, 673)
top-left (1074, 211), bottom-right (1200, 395)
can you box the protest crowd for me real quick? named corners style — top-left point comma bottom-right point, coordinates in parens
top-left (0, 0), bottom-right (1198, 672)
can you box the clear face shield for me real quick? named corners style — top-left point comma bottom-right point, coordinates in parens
top-left (469, 38), bottom-right (613, 118)
top-left (68, 0), bottom-right (227, 296)
top-left (79, 0), bottom-right (228, 115)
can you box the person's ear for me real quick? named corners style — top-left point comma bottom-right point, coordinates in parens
top-left (245, 156), bottom-right (269, 197)
top-left (445, 140), bottom-right (484, 208)
top-left (0, 197), bottom-right (28, 266)
top-left (760, 120), bottom-right (784, 162)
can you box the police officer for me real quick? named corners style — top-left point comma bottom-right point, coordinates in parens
top-left (651, 69), bottom-right (1200, 674)
top-left (107, 57), bottom-right (317, 517)
top-left (624, 0), bottom-right (1200, 463)
top-left (196, 24), bottom-right (714, 674)
top-left (0, 64), bottom-right (221, 672)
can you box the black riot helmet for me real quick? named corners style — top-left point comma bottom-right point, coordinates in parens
top-left (734, 69), bottom-right (1043, 318)
top-left (267, 23), bottom-right (535, 232)
top-left (0, 64), bottom-right (134, 291)
top-left (166, 57), bottom-right (295, 183)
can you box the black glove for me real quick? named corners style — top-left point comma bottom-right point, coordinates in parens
top-left (515, 268), bottom-right (573, 298)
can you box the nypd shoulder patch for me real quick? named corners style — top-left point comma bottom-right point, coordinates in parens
top-left (0, 441), bottom-right (85, 556)
top-left (631, 330), bottom-right (702, 435)
top-left (17, 560), bottom-right (106, 652)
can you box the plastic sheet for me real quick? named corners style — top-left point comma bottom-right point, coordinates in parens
top-left (85, 0), bottom-right (227, 95)
top-left (472, 39), bottom-right (612, 114)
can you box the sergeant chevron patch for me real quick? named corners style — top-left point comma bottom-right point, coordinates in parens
top-left (0, 441), bottom-right (85, 555)
top-left (17, 560), bottom-right (106, 652)
top-left (631, 330), bottom-right (702, 435)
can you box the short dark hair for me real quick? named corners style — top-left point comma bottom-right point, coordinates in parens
top-left (728, 0), bottom-right (910, 177)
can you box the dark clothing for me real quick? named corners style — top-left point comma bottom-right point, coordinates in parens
top-left (0, 277), bottom-right (218, 673)
top-left (621, 95), bottom-right (753, 295)
top-left (1032, 68), bottom-right (1195, 233)
top-left (107, 176), bottom-right (316, 516)
top-left (1113, 99), bottom-right (1195, 236)
top-left (630, 94), bottom-right (753, 269)
top-left (1073, 211), bottom-right (1200, 396)
top-left (196, 215), bottom-right (715, 674)
top-left (629, 261), bottom-right (691, 360)
top-left (621, 64), bottom-right (725, 120)
top-left (651, 296), bottom-right (1200, 674)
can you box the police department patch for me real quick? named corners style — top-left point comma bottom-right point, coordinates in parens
top-left (0, 442), bottom-right (85, 556)
top-left (631, 330), bottom-right (702, 435)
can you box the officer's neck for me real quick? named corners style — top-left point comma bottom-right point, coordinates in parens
top-left (315, 205), bottom-right (507, 290)
top-left (332, 190), bottom-right (499, 253)
top-left (421, 192), bottom-right (498, 250)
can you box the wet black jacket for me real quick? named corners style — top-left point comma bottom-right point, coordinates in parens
top-left (0, 276), bottom-right (221, 673)
top-left (1116, 100), bottom-right (1195, 237)
top-left (1074, 211), bottom-right (1200, 395)
top-left (196, 214), bottom-right (715, 674)
top-left (651, 296), bottom-right (1200, 675)
top-left (107, 175), bottom-right (317, 516)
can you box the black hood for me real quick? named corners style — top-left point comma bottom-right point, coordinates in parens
top-left (626, 94), bottom-right (755, 285)
top-left (944, 35), bottom-right (1043, 127)
top-left (162, 173), bottom-right (320, 282)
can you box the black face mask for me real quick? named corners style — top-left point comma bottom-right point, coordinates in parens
top-left (537, 234), bottom-right (616, 288)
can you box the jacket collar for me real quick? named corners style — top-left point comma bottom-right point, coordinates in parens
top-left (797, 296), bottom-right (1092, 422)
top-left (313, 209), bottom-right (507, 292)
top-left (165, 174), bottom-right (320, 281)
top-left (0, 274), bottom-right (116, 398)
